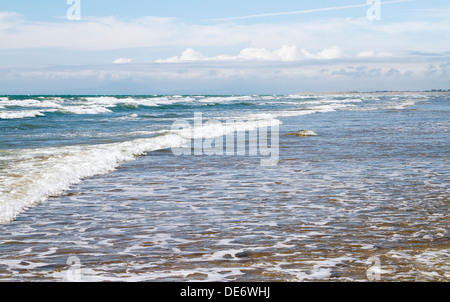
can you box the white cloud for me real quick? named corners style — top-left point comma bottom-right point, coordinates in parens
top-left (238, 47), bottom-right (277, 61)
top-left (112, 58), bottom-right (133, 64)
top-left (357, 51), bottom-right (376, 58)
top-left (0, 11), bottom-right (21, 21)
top-left (156, 45), bottom-right (345, 63)
top-left (301, 45), bottom-right (345, 60)
top-left (1, 12), bottom-right (449, 55)
top-left (158, 48), bottom-right (206, 63)
top-left (357, 51), bottom-right (394, 58)
top-left (3, 58), bottom-right (447, 94)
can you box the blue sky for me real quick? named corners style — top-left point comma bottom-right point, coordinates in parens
top-left (0, 0), bottom-right (449, 94)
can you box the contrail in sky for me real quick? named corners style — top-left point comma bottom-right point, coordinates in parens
top-left (209, 0), bottom-right (413, 22)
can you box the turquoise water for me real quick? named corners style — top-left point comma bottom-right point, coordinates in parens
top-left (0, 93), bottom-right (448, 281)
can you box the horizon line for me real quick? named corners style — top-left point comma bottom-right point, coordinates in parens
top-left (2, 89), bottom-right (449, 97)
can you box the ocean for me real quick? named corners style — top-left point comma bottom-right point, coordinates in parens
top-left (0, 92), bottom-right (448, 281)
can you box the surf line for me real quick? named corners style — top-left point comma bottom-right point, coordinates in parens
top-left (170, 112), bottom-right (280, 166)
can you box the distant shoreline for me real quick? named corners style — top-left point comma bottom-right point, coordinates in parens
top-left (297, 90), bottom-right (450, 95)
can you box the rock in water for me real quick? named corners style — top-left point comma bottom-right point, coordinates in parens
top-left (289, 130), bottom-right (318, 137)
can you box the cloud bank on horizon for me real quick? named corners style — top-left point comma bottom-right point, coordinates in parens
top-left (0, 0), bottom-right (449, 94)
top-left (155, 45), bottom-right (348, 63)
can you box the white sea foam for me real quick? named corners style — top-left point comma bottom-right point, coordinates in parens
top-left (305, 103), bottom-right (355, 112)
top-left (172, 115), bottom-right (282, 140)
top-left (0, 134), bottom-right (188, 224)
top-left (113, 113), bottom-right (140, 120)
top-left (261, 102), bottom-right (357, 118)
top-left (384, 99), bottom-right (417, 110)
top-left (271, 256), bottom-right (354, 281)
top-left (83, 96), bottom-right (195, 107)
top-left (271, 110), bottom-right (318, 117)
top-left (0, 98), bottom-right (63, 108)
top-left (50, 106), bottom-right (113, 115)
top-left (198, 96), bottom-right (256, 103)
top-left (348, 98), bottom-right (419, 111)
top-left (83, 96), bottom-right (135, 106)
top-left (244, 104), bottom-right (347, 119)
top-left (235, 110), bottom-right (318, 120)
top-left (0, 113), bottom-right (282, 223)
top-left (0, 110), bottom-right (45, 119)
top-left (287, 94), bottom-right (319, 99)
top-left (301, 98), bottom-right (363, 105)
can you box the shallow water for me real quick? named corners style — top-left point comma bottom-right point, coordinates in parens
top-left (0, 93), bottom-right (448, 281)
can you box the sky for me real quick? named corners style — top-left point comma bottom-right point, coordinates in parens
top-left (0, 0), bottom-right (449, 94)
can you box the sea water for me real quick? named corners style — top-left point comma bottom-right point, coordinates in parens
top-left (0, 93), bottom-right (448, 281)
